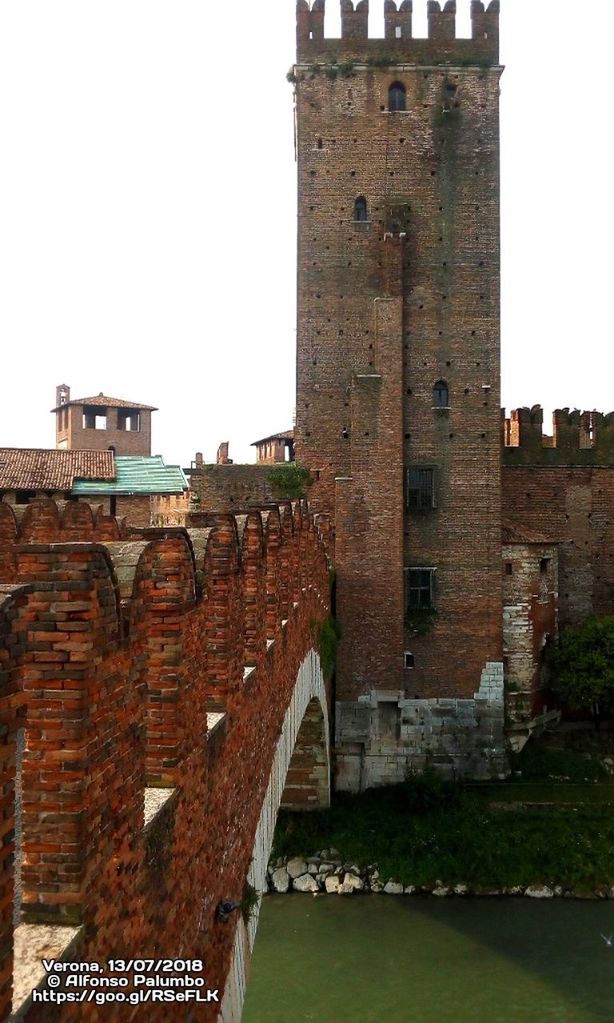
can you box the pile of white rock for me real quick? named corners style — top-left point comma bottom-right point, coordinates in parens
top-left (266, 852), bottom-right (614, 899)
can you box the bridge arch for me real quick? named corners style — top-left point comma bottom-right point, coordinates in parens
top-left (220, 647), bottom-right (330, 1022)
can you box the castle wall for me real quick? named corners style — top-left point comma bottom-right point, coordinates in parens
top-left (196, 464), bottom-right (276, 513)
top-left (503, 408), bottom-right (614, 629)
top-left (0, 499), bottom-right (330, 1021)
top-left (502, 466), bottom-right (614, 629)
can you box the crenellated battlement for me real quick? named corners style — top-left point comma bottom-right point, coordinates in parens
top-left (0, 497), bottom-right (330, 1020)
top-left (296, 0), bottom-right (499, 65)
top-left (503, 406), bottom-right (614, 466)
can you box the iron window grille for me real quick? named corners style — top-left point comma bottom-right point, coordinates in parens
top-left (406, 467), bottom-right (436, 511)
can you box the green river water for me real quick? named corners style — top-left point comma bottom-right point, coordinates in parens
top-left (243, 895), bottom-right (614, 1023)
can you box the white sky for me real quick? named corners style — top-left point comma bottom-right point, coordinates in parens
top-left (0, 1), bottom-right (612, 467)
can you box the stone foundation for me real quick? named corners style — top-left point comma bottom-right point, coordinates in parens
top-left (335, 662), bottom-right (506, 792)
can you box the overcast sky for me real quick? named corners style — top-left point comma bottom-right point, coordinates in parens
top-left (0, 1), bottom-right (612, 467)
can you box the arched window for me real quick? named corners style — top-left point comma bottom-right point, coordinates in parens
top-left (388, 81), bottom-right (406, 112)
top-left (433, 380), bottom-right (449, 408)
top-left (354, 196), bottom-right (368, 222)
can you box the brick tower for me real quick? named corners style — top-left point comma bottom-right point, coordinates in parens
top-left (294, 0), bottom-right (505, 789)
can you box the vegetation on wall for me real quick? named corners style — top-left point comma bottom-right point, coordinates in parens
top-left (405, 606), bottom-right (437, 635)
top-left (267, 463), bottom-right (313, 500)
top-left (317, 616), bottom-right (341, 680)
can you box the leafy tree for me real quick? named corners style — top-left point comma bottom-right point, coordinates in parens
top-left (267, 463), bottom-right (313, 500)
top-left (549, 616), bottom-right (614, 717)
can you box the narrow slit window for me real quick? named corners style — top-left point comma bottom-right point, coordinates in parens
top-left (354, 196), bottom-right (368, 222)
top-left (433, 380), bottom-right (449, 408)
top-left (388, 82), bottom-right (406, 112)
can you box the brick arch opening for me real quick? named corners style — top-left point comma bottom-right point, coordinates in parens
top-left (280, 696), bottom-right (329, 810)
top-left (219, 648), bottom-right (330, 1023)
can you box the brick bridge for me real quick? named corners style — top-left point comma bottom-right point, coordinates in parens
top-left (0, 498), bottom-right (331, 1021)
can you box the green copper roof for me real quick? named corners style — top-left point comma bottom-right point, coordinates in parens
top-left (72, 456), bottom-right (188, 496)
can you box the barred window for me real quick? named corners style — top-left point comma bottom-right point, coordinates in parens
top-left (406, 467), bottom-right (435, 511)
top-left (406, 568), bottom-right (435, 609)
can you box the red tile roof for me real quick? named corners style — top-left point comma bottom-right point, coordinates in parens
top-left (251, 430), bottom-right (294, 446)
top-left (0, 449), bottom-right (115, 492)
top-left (51, 393), bottom-right (157, 412)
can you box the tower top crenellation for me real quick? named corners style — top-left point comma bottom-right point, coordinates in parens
top-left (296, 1), bottom-right (499, 65)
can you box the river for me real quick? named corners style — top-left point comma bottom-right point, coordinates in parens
top-left (243, 895), bottom-right (614, 1022)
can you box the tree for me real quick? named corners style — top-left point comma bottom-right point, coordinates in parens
top-left (549, 616), bottom-right (614, 718)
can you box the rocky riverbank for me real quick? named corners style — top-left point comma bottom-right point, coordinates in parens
top-left (266, 851), bottom-right (614, 900)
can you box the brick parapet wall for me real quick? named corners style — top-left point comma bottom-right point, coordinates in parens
top-left (296, 1), bottom-right (499, 65)
top-left (504, 407), bottom-right (614, 466)
top-left (0, 499), bottom-right (330, 1021)
top-left (0, 499), bottom-right (125, 585)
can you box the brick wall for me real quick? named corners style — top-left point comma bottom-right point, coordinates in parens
top-left (503, 466), bottom-right (614, 628)
top-left (0, 498), bottom-right (329, 1021)
top-left (503, 408), bottom-right (614, 628)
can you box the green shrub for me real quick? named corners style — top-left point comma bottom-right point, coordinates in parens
top-left (549, 616), bottom-right (614, 714)
top-left (268, 463), bottom-right (313, 500)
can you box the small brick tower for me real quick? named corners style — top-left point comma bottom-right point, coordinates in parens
top-left (53, 384), bottom-right (156, 456)
top-left (294, 1), bottom-right (505, 788)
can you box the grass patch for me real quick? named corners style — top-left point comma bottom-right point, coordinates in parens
top-left (273, 772), bottom-right (614, 890)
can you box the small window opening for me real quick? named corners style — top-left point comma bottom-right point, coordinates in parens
top-left (15, 491), bottom-right (31, 505)
top-left (432, 380), bottom-right (449, 408)
top-left (505, 562), bottom-right (513, 576)
top-left (406, 568), bottom-right (435, 610)
top-left (83, 406), bottom-right (107, 430)
top-left (354, 196), bottom-right (368, 222)
top-left (118, 409), bottom-right (141, 432)
top-left (404, 651), bottom-right (415, 669)
top-left (540, 558), bottom-right (549, 576)
top-left (317, 137), bottom-right (323, 149)
top-left (395, 26), bottom-right (402, 39)
top-left (388, 82), bottom-right (406, 112)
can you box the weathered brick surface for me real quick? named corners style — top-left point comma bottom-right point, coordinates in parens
top-left (502, 536), bottom-right (558, 725)
top-left (0, 498), bottom-right (329, 1022)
